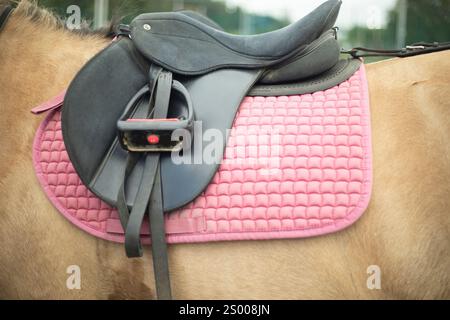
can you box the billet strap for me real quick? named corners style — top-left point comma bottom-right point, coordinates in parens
top-left (342, 42), bottom-right (450, 58)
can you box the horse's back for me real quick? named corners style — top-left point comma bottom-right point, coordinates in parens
top-left (0, 49), bottom-right (449, 299)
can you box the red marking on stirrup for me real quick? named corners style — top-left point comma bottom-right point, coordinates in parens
top-left (147, 134), bottom-right (160, 145)
top-left (126, 118), bottom-right (180, 122)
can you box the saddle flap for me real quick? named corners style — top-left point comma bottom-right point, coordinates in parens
top-left (62, 37), bottom-right (262, 211)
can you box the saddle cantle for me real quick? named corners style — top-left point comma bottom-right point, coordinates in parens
top-left (61, 0), bottom-right (352, 299)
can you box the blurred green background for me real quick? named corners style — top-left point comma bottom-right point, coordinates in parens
top-left (39, 0), bottom-right (450, 61)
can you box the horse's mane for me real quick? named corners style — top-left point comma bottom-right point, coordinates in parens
top-left (0, 0), bottom-right (115, 37)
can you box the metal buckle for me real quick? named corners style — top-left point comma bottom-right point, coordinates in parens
top-left (116, 24), bottom-right (132, 38)
top-left (332, 27), bottom-right (339, 40)
top-left (405, 45), bottom-right (426, 51)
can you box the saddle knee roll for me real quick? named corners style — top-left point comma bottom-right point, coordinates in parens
top-left (260, 30), bottom-right (341, 84)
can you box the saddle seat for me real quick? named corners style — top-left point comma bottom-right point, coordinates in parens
top-left (130, 0), bottom-right (341, 78)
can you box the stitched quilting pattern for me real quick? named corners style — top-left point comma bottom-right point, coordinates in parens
top-left (33, 65), bottom-right (372, 244)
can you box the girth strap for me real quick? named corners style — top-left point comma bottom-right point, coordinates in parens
top-left (116, 66), bottom-right (173, 299)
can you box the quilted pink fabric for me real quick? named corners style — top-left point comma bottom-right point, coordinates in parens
top-left (33, 65), bottom-right (372, 244)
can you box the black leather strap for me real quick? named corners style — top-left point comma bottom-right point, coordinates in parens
top-left (116, 66), bottom-right (164, 230)
top-left (0, 5), bottom-right (13, 32)
top-left (148, 166), bottom-right (172, 299)
top-left (145, 71), bottom-right (173, 299)
top-left (121, 69), bottom-right (172, 257)
top-left (124, 152), bottom-right (160, 257)
top-left (116, 152), bottom-right (141, 229)
top-left (116, 67), bottom-right (173, 299)
top-left (342, 42), bottom-right (450, 58)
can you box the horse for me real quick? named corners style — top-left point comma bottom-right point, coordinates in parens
top-left (0, 0), bottom-right (449, 299)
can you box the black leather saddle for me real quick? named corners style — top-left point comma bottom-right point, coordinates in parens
top-left (61, 0), bottom-right (358, 299)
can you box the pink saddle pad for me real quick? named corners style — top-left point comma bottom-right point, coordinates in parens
top-left (32, 65), bottom-right (372, 244)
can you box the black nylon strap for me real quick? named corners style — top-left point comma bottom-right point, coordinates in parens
top-left (0, 5), bottom-right (13, 32)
